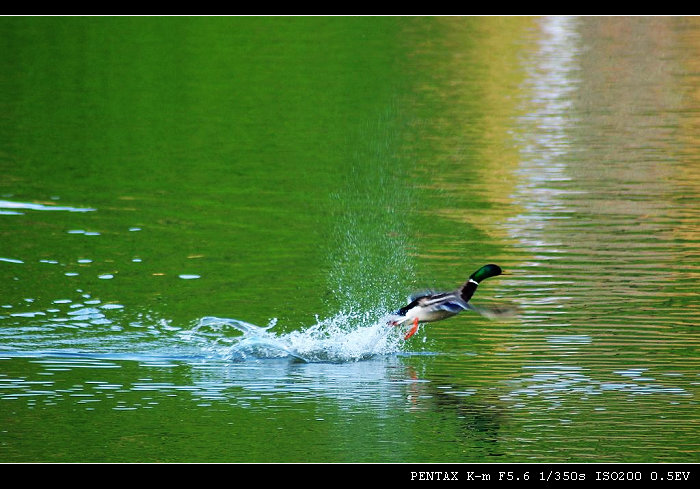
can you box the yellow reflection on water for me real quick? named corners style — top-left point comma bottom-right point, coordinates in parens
top-left (401, 17), bottom-right (700, 415)
top-left (402, 17), bottom-right (536, 247)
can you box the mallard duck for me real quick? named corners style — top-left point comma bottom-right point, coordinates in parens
top-left (388, 264), bottom-right (506, 339)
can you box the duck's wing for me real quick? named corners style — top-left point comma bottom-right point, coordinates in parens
top-left (464, 302), bottom-right (519, 319)
top-left (396, 290), bottom-right (438, 315)
top-left (407, 289), bottom-right (438, 302)
top-left (417, 292), bottom-right (469, 313)
top-left (397, 291), bottom-right (465, 316)
top-left (433, 300), bottom-right (465, 314)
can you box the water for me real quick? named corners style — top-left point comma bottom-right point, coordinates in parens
top-left (0, 16), bottom-right (698, 463)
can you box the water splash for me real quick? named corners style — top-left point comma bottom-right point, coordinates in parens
top-left (182, 311), bottom-right (406, 364)
top-left (0, 285), bottom-right (408, 365)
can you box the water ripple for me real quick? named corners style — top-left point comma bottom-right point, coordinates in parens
top-left (0, 199), bottom-right (95, 213)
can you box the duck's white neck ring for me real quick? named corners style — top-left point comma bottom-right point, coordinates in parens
top-left (468, 278), bottom-right (480, 285)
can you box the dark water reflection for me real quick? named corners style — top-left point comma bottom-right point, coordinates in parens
top-left (1, 16), bottom-right (698, 462)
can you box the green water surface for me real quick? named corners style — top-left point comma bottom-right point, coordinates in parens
top-left (0, 16), bottom-right (698, 463)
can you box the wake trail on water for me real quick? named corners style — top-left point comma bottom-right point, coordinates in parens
top-left (0, 299), bottom-right (410, 365)
top-left (180, 310), bottom-right (407, 363)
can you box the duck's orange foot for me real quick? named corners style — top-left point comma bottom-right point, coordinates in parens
top-left (404, 318), bottom-right (419, 340)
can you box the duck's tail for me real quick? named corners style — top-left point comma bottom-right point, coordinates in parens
top-left (459, 264), bottom-right (502, 303)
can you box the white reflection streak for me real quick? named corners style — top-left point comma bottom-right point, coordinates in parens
top-left (508, 16), bottom-right (582, 259)
top-left (0, 199), bottom-right (96, 213)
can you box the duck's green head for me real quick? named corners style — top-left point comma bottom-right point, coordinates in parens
top-left (471, 264), bottom-right (502, 283)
